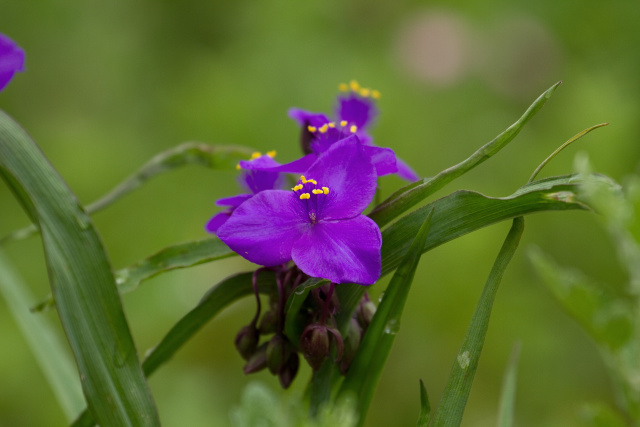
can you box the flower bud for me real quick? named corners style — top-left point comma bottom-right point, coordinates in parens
top-left (278, 352), bottom-right (300, 389)
top-left (300, 324), bottom-right (331, 371)
top-left (235, 323), bottom-right (259, 360)
top-left (357, 299), bottom-right (376, 331)
top-left (266, 334), bottom-right (290, 375)
top-left (243, 342), bottom-right (268, 374)
top-left (339, 318), bottom-right (362, 375)
top-left (258, 309), bottom-right (278, 335)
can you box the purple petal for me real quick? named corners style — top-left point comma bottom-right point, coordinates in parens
top-left (240, 153), bottom-right (317, 175)
top-left (0, 34), bottom-right (25, 91)
top-left (363, 145), bottom-right (398, 176)
top-left (288, 108), bottom-right (331, 128)
top-left (237, 155), bottom-right (284, 193)
top-left (205, 210), bottom-right (233, 233)
top-left (336, 93), bottom-right (377, 130)
top-left (306, 135), bottom-right (377, 220)
top-left (217, 190), bottom-right (308, 266)
top-left (396, 156), bottom-right (420, 181)
top-left (215, 193), bottom-right (252, 207)
top-left (291, 216), bottom-right (382, 285)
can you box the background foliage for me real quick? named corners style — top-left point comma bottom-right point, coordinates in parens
top-left (1, 1), bottom-right (639, 426)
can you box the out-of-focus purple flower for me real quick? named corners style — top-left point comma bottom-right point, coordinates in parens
top-left (205, 151), bottom-right (283, 233)
top-left (217, 138), bottom-right (382, 285)
top-left (0, 34), bottom-right (25, 91)
top-left (289, 80), bottom-right (420, 181)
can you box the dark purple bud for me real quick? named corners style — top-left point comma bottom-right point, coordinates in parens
top-left (357, 295), bottom-right (376, 331)
top-left (278, 352), bottom-right (300, 389)
top-left (266, 334), bottom-right (290, 375)
top-left (258, 309), bottom-right (278, 335)
top-left (243, 343), bottom-right (268, 374)
top-left (235, 324), bottom-right (259, 360)
top-left (300, 324), bottom-right (330, 371)
top-left (339, 318), bottom-right (362, 375)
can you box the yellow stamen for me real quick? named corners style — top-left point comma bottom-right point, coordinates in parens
top-left (308, 179), bottom-right (317, 185)
top-left (319, 124), bottom-right (329, 133)
top-left (328, 122), bottom-right (335, 128)
top-left (266, 150), bottom-right (276, 158)
top-left (322, 187), bottom-right (329, 195)
top-left (349, 80), bottom-right (360, 91)
top-left (293, 184), bottom-right (303, 191)
top-left (350, 125), bottom-right (358, 133)
top-left (312, 189), bottom-right (323, 195)
top-left (340, 120), bottom-right (348, 127)
top-left (300, 175), bottom-right (307, 183)
top-left (338, 83), bottom-right (348, 92)
top-left (307, 125), bottom-right (317, 132)
top-left (371, 89), bottom-right (381, 99)
top-left (300, 193), bottom-right (310, 200)
top-left (250, 152), bottom-right (262, 159)
top-left (359, 88), bottom-right (371, 97)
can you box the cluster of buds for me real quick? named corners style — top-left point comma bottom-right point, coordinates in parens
top-left (235, 266), bottom-right (378, 388)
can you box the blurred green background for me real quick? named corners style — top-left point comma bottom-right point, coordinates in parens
top-left (1, 1), bottom-right (639, 426)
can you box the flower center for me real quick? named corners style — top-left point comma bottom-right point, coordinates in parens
top-left (292, 175), bottom-right (330, 224)
top-left (306, 121), bottom-right (358, 154)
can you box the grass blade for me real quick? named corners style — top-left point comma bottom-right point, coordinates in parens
top-left (338, 209), bottom-right (434, 426)
top-left (369, 82), bottom-right (562, 228)
top-left (497, 342), bottom-right (522, 427)
top-left (0, 249), bottom-right (85, 421)
top-left (0, 110), bottom-right (160, 426)
top-left (428, 217), bottom-right (524, 427)
top-left (417, 379), bottom-right (431, 427)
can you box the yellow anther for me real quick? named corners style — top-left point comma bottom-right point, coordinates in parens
top-left (293, 184), bottom-right (303, 191)
top-left (328, 122), bottom-right (335, 128)
top-left (319, 124), bottom-right (329, 133)
top-left (300, 193), bottom-right (311, 200)
top-left (350, 125), bottom-right (358, 133)
top-left (359, 88), bottom-right (371, 97)
top-left (236, 163), bottom-right (242, 170)
top-left (322, 187), bottom-right (329, 195)
top-left (300, 175), bottom-right (307, 183)
top-left (340, 120), bottom-right (348, 127)
top-left (266, 150), bottom-right (276, 157)
top-left (308, 179), bottom-right (317, 185)
top-left (307, 125), bottom-right (317, 132)
top-left (312, 189), bottom-right (323, 194)
top-left (250, 152), bottom-right (262, 159)
top-left (349, 80), bottom-right (360, 91)
top-left (371, 89), bottom-right (381, 99)
top-left (339, 83), bottom-right (349, 92)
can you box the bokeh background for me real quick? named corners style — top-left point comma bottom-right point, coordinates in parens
top-left (1, 1), bottom-right (639, 426)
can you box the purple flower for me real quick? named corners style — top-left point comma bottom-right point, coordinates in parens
top-left (205, 151), bottom-right (283, 233)
top-left (290, 80), bottom-right (420, 181)
top-left (217, 138), bottom-right (382, 285)
top-left (0, 34), bottom-right (25, 91)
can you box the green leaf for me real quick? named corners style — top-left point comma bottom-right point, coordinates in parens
top-left (338, 209), bottom-right (434, 426)
top-left (497, 342), bottom-right (521, 427)
top-left (417, 380), bottom-right (431, 427)
top-left (0, 110), bottom-right (160, 425)
top-left (428, 217), bottom-right (524, 427)
top-left (1, 142), bottom-right (254, 245)
top-left (369, 81), bottom-right (562, 228)
top-left (72, 270), bottom-right (277, 427)
top-left (0, 250), bottom-right (85, 421)
top-left (580, 402), bottom-right (630, 427)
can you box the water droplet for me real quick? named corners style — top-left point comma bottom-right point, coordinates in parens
top-left (457, 350), bottom-right (470, 370)
top-left (384, 318), bottom-right (400, 335)
top-left (378, 291), bottom-right (385, 303)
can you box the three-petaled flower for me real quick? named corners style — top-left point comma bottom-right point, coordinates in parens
top-left (217, 137), bottom-right (382, 285)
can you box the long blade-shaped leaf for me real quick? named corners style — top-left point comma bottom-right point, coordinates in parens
top-left (428, 217), bottom-right (524, 427)
top-left (497, 342), bottom-right (521, 427)
top-left (0, 110), bottom-right (160, 426)
top-left (369, 82), bottom-right (561, 228)
top-left (338, 209), bottom-right (434, 426)
top-left (1, 142), bottom-right (254, 245)
top-left (72, 270), bottom-right (277, 427)
top-left (0, 249), bottom-right (85, 421)
top-left (417, 380), bottom-right (431, 427)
